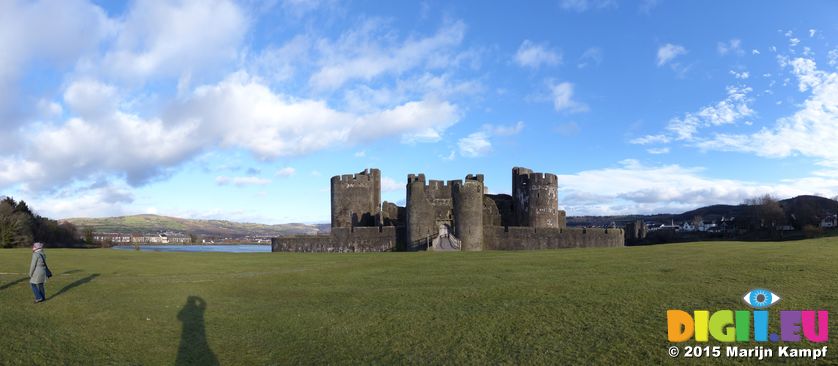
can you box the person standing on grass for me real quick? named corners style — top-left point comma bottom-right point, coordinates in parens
top-left (29, 242), bottom-right (48, 303)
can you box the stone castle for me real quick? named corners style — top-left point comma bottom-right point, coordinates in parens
top-left (271, 167), bottom-right (624, 252)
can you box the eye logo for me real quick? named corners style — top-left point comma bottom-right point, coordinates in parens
top-left (743, 288), bottom-right (780, 308)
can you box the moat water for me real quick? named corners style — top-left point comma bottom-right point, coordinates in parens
top-left (112, 245), bottom-right (271, 253)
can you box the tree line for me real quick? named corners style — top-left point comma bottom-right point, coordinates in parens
top-left (0, 197), bottom-right (82, 248)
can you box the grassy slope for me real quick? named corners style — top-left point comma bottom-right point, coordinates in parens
top-left (64, 214), bottom-right (320, 237)
top-left (1, 239), bottom-right (837, 365)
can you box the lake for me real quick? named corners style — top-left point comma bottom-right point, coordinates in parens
top-left (112, 245), bottom-right (271, 253)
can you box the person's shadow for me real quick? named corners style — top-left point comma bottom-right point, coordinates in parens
top-left (176, 296), bottom-right (219, 366)
top-left (51, 274), bottom-right (100, 299)
top-left (0, 277), bottom-right (27, 292)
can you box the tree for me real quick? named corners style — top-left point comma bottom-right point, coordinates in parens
top-left (691, 215), bottom-right (703, 228)
top-left (0, 197), bottom-right (81, 247)
top-left (0, 199), bottom-right (32, 247)
top-left (83, 226), bottom-right (95, 244)
top-left (743, 194), bottom-right (785, 230)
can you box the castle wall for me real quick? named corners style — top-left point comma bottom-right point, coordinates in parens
top-left (625, 220), bottom-right (647, 243)
top-left (330, 169), bottom-right (381, 228)
top-left (453, 175), bottom-right (484, 251)
top-left (483, 226), bottom-right (624, 250)
top-left (406, 174), bottom-right (459, 245)
top-left (271, 226), bottom-right (397, 252)
top-left (484, 194), bottom-right (514, 227)
top-left (381, 201), bottom-right (404, 226)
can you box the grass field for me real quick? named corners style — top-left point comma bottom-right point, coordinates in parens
top-left (1, 239), bottom-right (837, 365)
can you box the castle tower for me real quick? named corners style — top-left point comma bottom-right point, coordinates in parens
top-left (512, 167), bottom-right (533, 226)
top-left (453, 174), bottom-right (484, 251)
top-left (528, 173), bottom-right (560, 228)
top-left (330, 169), bottom-right (381, 228)
top-left (406, 174), bottom-right (434, 245)
top-left (512, 167), bottom-right (564, 229)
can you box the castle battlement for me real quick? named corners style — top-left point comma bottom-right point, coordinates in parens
top-left (428, 179), bottom-right (452, 189)
top-left (407, 173), bottom-right (426, 184)
top-left (465, 173), bottom-right (484, 183)
top-left (452, 179), bottom-right (484, 192)
top-left (332, 168), bottom-right (380, 183)
top-left (528, 172), bottom-right (558, 185)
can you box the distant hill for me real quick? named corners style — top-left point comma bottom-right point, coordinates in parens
top-left (64, 214), bottom-right (323, 237)
top-left (567, 195), bottom-right (838, 227)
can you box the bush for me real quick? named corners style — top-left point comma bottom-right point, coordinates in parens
top-left (802, 225), bottom-right (824, 238)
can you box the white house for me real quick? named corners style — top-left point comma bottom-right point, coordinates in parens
top-left (821, 214), bottom-right (838, 228)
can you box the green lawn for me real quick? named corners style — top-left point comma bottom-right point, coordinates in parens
top-left (1, 239), bottom-right (837, 365)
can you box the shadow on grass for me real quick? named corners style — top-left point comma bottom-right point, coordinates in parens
top-left (176, 296), bottom-right (219, 366)
top-left (61, 269), bottom-right (82, 275)
top-left (0, 277), bottom-right (28, 292)
top-left (50, 274), bottom-right (100, 299)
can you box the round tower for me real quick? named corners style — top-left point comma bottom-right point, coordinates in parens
top-left (527, 173), bottom-right (560, 228)
top-left (453, 174), bottom-right (484, 251)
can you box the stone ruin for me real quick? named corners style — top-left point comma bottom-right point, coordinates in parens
top-left (271, 167), bottom-right (624, 252)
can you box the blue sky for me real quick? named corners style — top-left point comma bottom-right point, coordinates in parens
top-left (1, 0), bottom-right (837, 223)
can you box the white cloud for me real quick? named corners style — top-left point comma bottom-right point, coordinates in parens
top-left (829, 49), bottom-right (838, 68)
top-left (0, 0), bottom-right (112, 133)
top-left (788, 33), bottom-right (800, 47)
top-left (632, 85), bottom-right (753, 146)
top-left (308, 20), bottom-right (466, 90)
top-left (550, 82), bottom-right (588, 113)
top-left (667, 85), bottom-right (753, 140)
top-left (342, 73), bottom-right (483, 114)
top-left (514, 40), bottom-right (561, 68)
top-left (63, 79), bottom-right (119, 119)
top-left (729, 70), bottom-right (749, 80)
top-left (458, 132), bottom-right (491, 158)
top-left (102, 0), bottom-right (247, 81)
top-left (657, 43), bottom-right (686, 66)
top-left (717, 39), bottom-right (743, 56)
top-left (354, 150), bottom-right (366, 157)
top-left (216, 176), bottom-right (271, 186)
top-left (630, 134), bottom-right (670, 145)
top-left (577, 47), bottom-right (604, 68)
top-left (697, 57), bottom-right (838, 168)
top-left (381, 177), bottom-right (403, 192)
top-left (752, 49), bottom-right (760, 55)
top-left (0, 72), bottom-right (460, 191)
top-left (560, 0), bottom-right (617, 12)
top-left (457, 121), bottom-right (524, 158)
top-left (276, 167), bottom-right (296, 177)
top-left (483, 121), bottom-right (525, 136)
top-left (182, 72), bottom-right (460, 155)
top-left (556, 159), bottom-right (835, 216)
top-left (646, 147), bottom-right (670, 154)
top-left (23, 182), bottom-right (134, 219)
top-left (249, 35), bottom-right (311, 83)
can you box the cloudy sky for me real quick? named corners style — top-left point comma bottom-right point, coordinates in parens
top-left (1, 0), bottom-right (837, 223)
